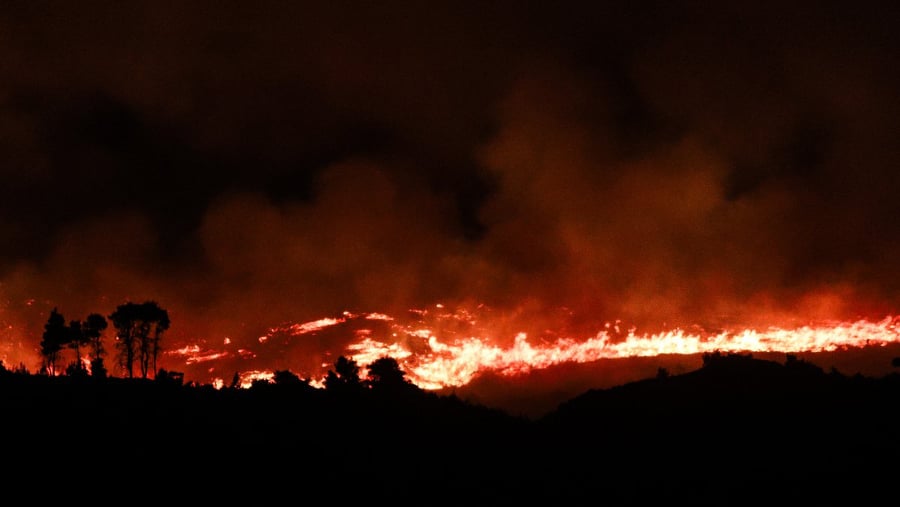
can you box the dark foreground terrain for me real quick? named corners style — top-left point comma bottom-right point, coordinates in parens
top-left (2, 353), bottom-right (898, 505)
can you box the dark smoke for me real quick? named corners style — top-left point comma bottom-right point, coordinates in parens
top-left (2, 1), bottom-right (900, 384)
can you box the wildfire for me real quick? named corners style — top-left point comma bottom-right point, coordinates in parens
top-left (243, 306), bottom-right (900, 391)
top-left (168, 344), bottom-right (230, 364)
top-left (10, 298), bottom-right (897, 391)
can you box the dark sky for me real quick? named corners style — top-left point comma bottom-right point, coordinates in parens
top-left (3, 1), bottom-right (900, 379)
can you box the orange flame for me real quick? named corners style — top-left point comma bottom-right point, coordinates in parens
top-left (245, 306), bottom-right (900, 390)
top-left (363, 316), bottom-right (900, 389)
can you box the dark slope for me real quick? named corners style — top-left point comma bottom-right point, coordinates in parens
top-left (537, 352), bottom-right (900, 505)
top-left (0, 371), bottom-right (540, 504)
top-left (2, 355), bottom-right (898, 505)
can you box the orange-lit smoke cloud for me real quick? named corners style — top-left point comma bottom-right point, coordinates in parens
top-left (3, 2), bottom-right (900, 389)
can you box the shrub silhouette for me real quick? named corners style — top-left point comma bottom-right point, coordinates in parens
top-left (324, 355), bottom-right (362, 392)
top-left (365, 356), bottom-right (413, 392)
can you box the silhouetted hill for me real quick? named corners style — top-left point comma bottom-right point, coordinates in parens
top-left (537, 352), bottom-right (900, 505)
top-left (0, 370), bottom-right (535, 504)
top-left (439, 352), bottom-right (702, 419)
top-left (441, 343), bottom-right (900, 419)
top-left (2, 354), bottom-right (898, 505)
top-left (543, 351), bottom-right (899, 426)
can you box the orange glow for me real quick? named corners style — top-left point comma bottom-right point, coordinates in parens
top-left (8, 299), bottom-right (898, 391)
top-left (167, 305), bottom-right (900, 391)
top-left (371, 316), bottom-right (900, 389)
top-left (169, 344), bottom-right (230, 364)
top-left (279, 317), bottom-right (345, 335)
top-left (239, 370), bottom-right (274, 388)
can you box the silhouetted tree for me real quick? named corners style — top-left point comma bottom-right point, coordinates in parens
top-left (366, 356), bottom-right (412, 391)
top-left (66, 319), bottom-right (89, 375)
top-left (80, 313), bottom-right (109, 377)
top-left (83, 313), bottom-right (108, 363)
top-left (324, 356), bottom-right (362, 392)
top-left (142, 301), bottom-right (169, 378)
top-left (109, 301), bottom-right (170, 379)
top-left (110, 303), bottom-right (139, 378)
top-left (40, 308), bottom-right (68, 376)
top-left (109, 303), bottom-right (138, 378)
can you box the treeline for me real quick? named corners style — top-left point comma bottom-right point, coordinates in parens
top-left (25, 299), bottom-right (446, 400)
top-left (6, 313), bottom-right (456, 403)
top-left (35, 300), bottom-right (169, 380)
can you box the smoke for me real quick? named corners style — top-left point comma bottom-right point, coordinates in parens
top-left (2, 1), bottom-right (900, 385)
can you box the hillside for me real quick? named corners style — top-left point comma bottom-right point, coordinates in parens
top-left (442, 343), bottom-right (900, 419)
top-left (538, 352), bottom-right (900, 504)
top-left (2, 353), bottom-right (898, 505)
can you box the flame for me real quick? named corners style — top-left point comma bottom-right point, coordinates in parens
top-left (235, 305), bottom-right (900, 391)
top-left (9, 297), bottom-right (899, 390)
top-left (279, 317), bottom-right (345, 335)
top-left (372, 316), bottom-right (900, 389)
top-left (168, 344), bottom-right (230, 364)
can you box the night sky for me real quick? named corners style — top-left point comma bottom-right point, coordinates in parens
top-left (3, 1), bottom-right (900, 384)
